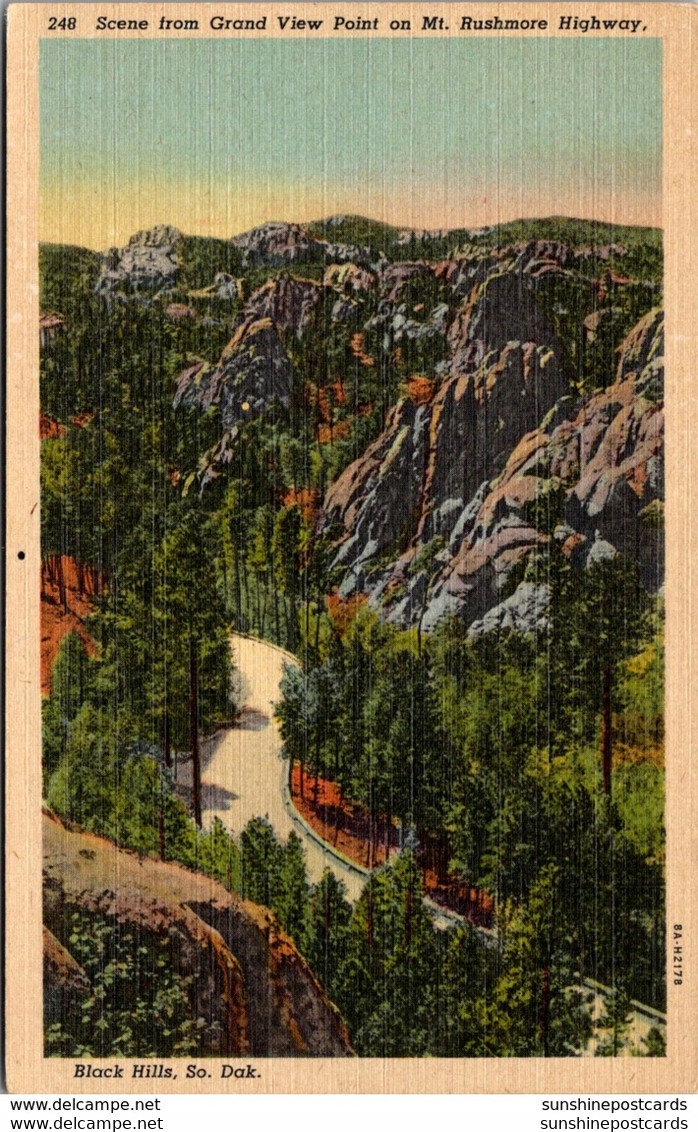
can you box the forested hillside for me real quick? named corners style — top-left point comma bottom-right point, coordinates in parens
top-left (41, 215), bottom-right (665, 1056)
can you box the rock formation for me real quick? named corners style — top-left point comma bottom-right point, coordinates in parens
top-left (96, 226), bottom-right (182, 294)
top-left (319, 267), bottom-right (573, 627)
top-left (89, 217), bottom-right (662, 638)
top-left (317, 272), bottom-right (663, 633)
top-left (43, 813), bottom-right (353, 1057)
top-left (245, 276), bottom-right (323, 338)
top-left (231, 221), bottom-right (327, 268)
top-left (174, 317), bottom-right (294, 480)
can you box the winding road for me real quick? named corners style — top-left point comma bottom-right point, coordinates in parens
top-left (192, 633), bottom-right (367, 903)
top-left (191, 633), bottom-right (464, 924)
top-left (183, 631), bottom-right (665, 1044)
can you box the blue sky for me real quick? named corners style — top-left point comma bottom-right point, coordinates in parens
top-left (41, 36), bottom-right (662, 247)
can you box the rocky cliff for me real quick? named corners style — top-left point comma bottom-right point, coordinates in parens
top-left (173, 315), bottom-right (295, 481)
top-left (96, 226), bottom-right (182, 295)
top-left (317, 276), bottom-right (663, 633)
top-left (43, 813), bottom-right (353, 1057)
top-left (231, 221), bottom-right (328, 268)
top-left (83, 215), bottom-right (663, 638)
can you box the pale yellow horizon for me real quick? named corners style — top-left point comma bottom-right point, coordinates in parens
top-left (40, 180), bottom-right (663, 250)
top-left (40, 37), bottom-right (663, 249)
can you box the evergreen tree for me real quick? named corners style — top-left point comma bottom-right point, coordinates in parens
top-left (336, 850), bottom-right (440, 1055)
top-left (276, 662), bottom-right (316, 797)
top-left (276, 832), bottom-right (310, 948)
top-left (42, 632), bottom-right (94, 788)
top-left (306, 870), bottom-right (352, 1000)
top-left (240, 817), bottom-right (283, 909)
top-left (594, 984), bottom-right (634, 1057)
top-left (272, 503), bottom-right (304, 652)
top-left (152, 504), bottom-right (233, 825)
top-left (460, 864), bottom-right (593, 1056)
top-left (198, 817), bottom-right (241, 893)
top-left (47, 704), bottom-right (121, 836)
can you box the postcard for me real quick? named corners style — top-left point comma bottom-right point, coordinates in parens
top-left (5, 2), bottom-right (698, 1093)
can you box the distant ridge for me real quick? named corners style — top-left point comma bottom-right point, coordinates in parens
top-left (40, 214), bottom-right (662, 258)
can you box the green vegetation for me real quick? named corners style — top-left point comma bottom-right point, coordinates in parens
top-left (44, 635), bottom-right (241, 885)
top-left (178, 235), bottom-right (245, 291)
top-left (40, 216), bottom-right (664, 1057)
top-left (46, 910), bottom-right (215, 1058)
top-left (307, 215), bottom-right (407, 259)
top-left (306, 215), bottom-right (663, 279)
top-left (229, 820), bottom-right (658, 1057)
top-left (277, 556), bottom-right (665, 1015)
top-left (40, 244), bottom-right (101, 320)
top-left (471, 215), bottom-right (662, 256)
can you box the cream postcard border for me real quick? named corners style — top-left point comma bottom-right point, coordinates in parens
top-left (6, 1), bottom-right (698, 1093)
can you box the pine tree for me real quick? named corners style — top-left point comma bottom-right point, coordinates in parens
top-left (276, 832), bottom-right (310, 948)
top-left (240, 817), bottom-right (282, 909)
top-left (460, 864), bottom-right (593, 1056)
top-left (306, 870), bottom-right (352, 1000)
top-left (594, 984), bottom-right (634, 1056)
top-left (152, 504), bottom-right (233, 825)
top-left (272, 504), bottom-right (304, 653)
top-left (336, 850), bottom-right (440, 1055)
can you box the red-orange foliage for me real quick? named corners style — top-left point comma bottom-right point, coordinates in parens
top-left (281, 487), bottom-right (319, 526)
top-left (316, 420), bottom-right (352, 445)
top-left (41, 555), bottom-right (104, 695)
top-left (325, 590), bottom-right (368, 635)
top-left (290, 764), bottom-right (494, 926)
top-left (349, 332), bottom-right (374, 367)
top-left (404, 376), bottom-right (436, 405)
top-left (39, 415), bottom-right (67, 440)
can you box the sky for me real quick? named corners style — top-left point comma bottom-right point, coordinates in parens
top-left (40, 36), bottom-right (662, 249)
